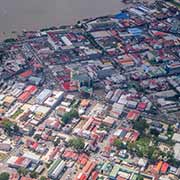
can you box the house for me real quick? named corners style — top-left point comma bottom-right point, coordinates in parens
top-left (126, 110), bottom-right (140, 121)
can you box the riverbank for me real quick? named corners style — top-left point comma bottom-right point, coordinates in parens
top-left (0, 0), bottom-right (155, 41)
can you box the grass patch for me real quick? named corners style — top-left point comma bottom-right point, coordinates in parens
top-left (11, 109), bottom-right (24, 119)
top-left (0, 153), bottom-right (7, 161)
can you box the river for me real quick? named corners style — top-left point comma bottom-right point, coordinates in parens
top-left (0, 0), bottom-right (132, 39)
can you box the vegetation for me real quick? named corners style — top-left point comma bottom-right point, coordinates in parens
top-left (3, 38), bottom-right (16, 43)
top-left (167, 125), bottom-right (174, 137)
top-left (30, 171), bottom-right (38, 178)
top-left (17, 167), bottom-right (28, 176)
top-left (0, 153), bottom-right (7, 161)
top-left (137, 174), bottom-right (144, 180)
top-left (40, 176), bottom-right (47, 180)
top-left (11, 109), bottom-right (24, 119)
top-left (62, 109), bottom-right (79, 124)
top-left (133, 119), bottom-right (149, 135)
top-left (1, 119), bottom-right (19, 136)
top-left (34, 134), bottom-right (41, 141)
top-left (99, 124), bottom-right (109, 131)
top-left (127, 137), bottom-right (163, 162)
top-left (168, 0), bottom-right (180, 8)
top-left (166, 152), bottom-right (180, 167)
top-left (68, 137), bottom-right (85, 152)
top-left (0, 172), bottom-right (10, 180)
top-left (113, 139), bottom-right (125, 150)
top-left (53, 137), bottom-right (61, 146)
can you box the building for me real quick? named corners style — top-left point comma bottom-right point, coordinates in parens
top-left (48, 159), bottom-right (66, 179)
top-left (7, 156), bottom-right (31, 169)
top-left (36, 89), bottom-right (52, 104)
top-left (0, 143), bottom-right (11, 151)
top-left (174, 143), bottom-right (180, 161)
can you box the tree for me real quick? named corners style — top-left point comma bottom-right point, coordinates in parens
top-left (113, 139), bottom-right (124, 150)
top-left (30, 171), bottom-right (38, 178)
top-left (133, 119), bottom-right (149, 135)
top-left (34, 134), bottom-right (41, 141)
top-left (2, 119), bottom-right (19, 136)
top-left (0, 172), bottom-right (10, 180)
top-left (17, 167), bottom-right (28, 176)
top-left (62, 109), bottom-right (79, 124)
top-left (3, 38), bottom-right (16, 43)
top-left (40, 176), bottom-right (47, 180)
top-left (53, 137), bottom-right (60, 146)
top-left (68, 137), bottom-right (85, 152)
top-left (137, 174), bottom-right (144, 180)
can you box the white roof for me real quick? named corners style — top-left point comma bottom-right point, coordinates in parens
top-left (172, 133), bottom-right (180, 142)
top-left (174, 143), bottom-right (180, 161)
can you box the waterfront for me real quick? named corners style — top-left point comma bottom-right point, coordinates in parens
top-left (0, 0), bottom-right (130, 39)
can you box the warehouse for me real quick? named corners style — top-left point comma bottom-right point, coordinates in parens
top-left (48, 159), bottom-right (66, 179)
top-left (36, 89), bottom-right (52, 104)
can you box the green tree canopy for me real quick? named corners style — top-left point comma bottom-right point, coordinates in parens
top-left (1, 119), bottom-right (19, 136)
top-left (68, 137), bottom-right (85, 152)
top-left (62, 109), bottom-right (79, 124)
top-left (30, 171), bottom-right (38, 178)
top-left (133, 119), bottom-right (149, 135)
top-left (113, 139), bottom-right (124, 150)
top-left (40, 176), bottom-right (47, 180)
top-left (0, 172), bottom-right (10, 180)
top-left (137, 174), bottom-right (144, 180)
top-left (17, 167), bottom-right (28, 176)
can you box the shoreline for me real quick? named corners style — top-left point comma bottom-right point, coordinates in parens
top-left (0, 0), bottom-right (155, 42)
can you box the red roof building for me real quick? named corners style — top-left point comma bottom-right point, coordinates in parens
top-left (117, 176), bottom-right (126, 180)
top-left (20, 177), bottom-right (36, 180)
top-left (127, 110), bottom-right (140, 121)
top-left (154, 161), bottom-right (163, 173)
top-left (137, 102), bottom-right (147, 111)
top-left (78, 154), bottom-right (89, 166)
top-left (91, 171), bottom-right (99, 180)
top-left (161, 162), bottom-right (169, 174)
top-left (75, 173), bottom-right (87, 180)
top-left (18, 91), bottom-right (31, 102)
top-left (63, 150), bottom-right (78, 160)
top-left (19, 70), bottom-right (33, 78)
top-left (24, 85), bottom-right (37, 94)
top-left (76, 160), bottom-right (96, 180)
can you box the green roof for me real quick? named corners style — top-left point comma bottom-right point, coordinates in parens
top-left (132, 173), bottom-right (138, 180)
top-left (101, 162), bottom-right (112, 172)
top-left (48, 159), bottom-right (61, 175)
top-left (109, 164), bottom-right (121, 178)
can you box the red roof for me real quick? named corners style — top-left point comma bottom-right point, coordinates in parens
top-left (75, 173), bottom-right (87, 180)
top-left (15, 157), bottom-right (26, 165)
top-left (19, 70), bottom-right (33, 78)
top-left (117, 176), bottom-right (126, 180)
top-left (161, 162), bottom-right (169, 174)
top-left (63, 150), bottom-right (78, 160)
top-left (78, 154), bottom-right (89, 165)
top-left (104, 145), bottom-right (111, 153)
top-left (18, 91), bottom-right (31, 102)
top-left (62, 82), bottom-right (70, 91)
top-left (127, 110), bottom-right (140, 121)
top-left (24, 85), bottom-right (37, 94)
top-left (32, 142), bottom-right (38, 149)
top-left (91, 171), bottom-right (99, 180)
top-left (154, 161), bottom-right (163, 173)
top-left (137, 102), bottom-right (147, 111)
top-left (20, 177), bottom-right (36, 180)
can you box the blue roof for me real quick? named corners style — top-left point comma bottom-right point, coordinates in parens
top-left (128, 28), bottom-right (143, 36)
top-left (115, 13), bottom-right (129, 19)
